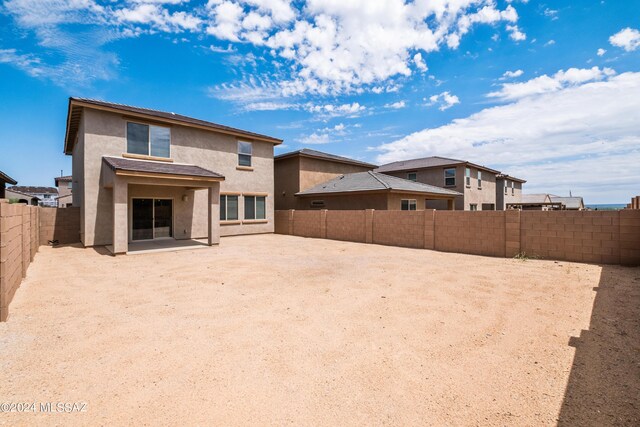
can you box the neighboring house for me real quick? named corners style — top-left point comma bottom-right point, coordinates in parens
top-left (296, 171), bottom-right (461, 210)
top-left (496, 174), bottom-right (526, 210)
top-left (274, 148), bottom-right (377, 210)
top-left (63, 97), bottom-right (282, 254)
top-left (55, 175), bottom-right (73, 207)
top-left (0, 170), bottom-right (17, 199)
top-left (4, 188), bottom-right (40, 205)
top-left (376, 156), bottom-right (525, 211)
top-left (8, 186), bottom-right (58, 207)
top-left (549, 195), bottom-right (585, 210)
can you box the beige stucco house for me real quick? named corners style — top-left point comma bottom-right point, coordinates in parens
top-left (54, 175), bottom-right (73, 207)
top-left (376, 156), bottom-right (525, 211)
top-left (64, 98), bottom-right (282, 254)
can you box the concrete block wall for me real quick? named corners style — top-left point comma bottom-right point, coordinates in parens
top-left (39, 207), bottom-right (81, 245)
top-left (275, 209), bottom-right (640, 266)
top-left (0, 201), bottom-right (39, 322)
top-left (435, 211), bottom-right (506, 257)
top-left (326, 210), bottom-right (367, 243)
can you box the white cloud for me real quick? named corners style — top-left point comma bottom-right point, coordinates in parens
top-left (597, 48), bottom-right (606, 56)
top-left (426, 91), bottom-right (460, 111)
top-left (609, 27), bottom-right (640, 52)
top-left (488, 66), bottom-right (616, 101)
top-left (385, 101), bottom-right (406, 109)
top-left (506, 24), bottom-right (526, 41)
top-left (299, 132), bottom-right (330, 145)
top-left (501, 69), bottom-right (524, 79)
top-left (115, 4), bottom-right (201, 32)
top-left (375, 72), bottom-right (640, 203)
top-left (413, 53), bottom-right (427, 72)
top-left (544, 39), bottom-right (555, 46)
top-left (543, 8), bottom-right (558, 20)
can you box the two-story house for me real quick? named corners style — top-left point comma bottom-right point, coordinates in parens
top-left (376, 156), bottom-right (525, 211)
top-left (63, 98), bottom-right (282, 254)
top-left (54, 175), bottom-right (73, 207)
top-left (7, 186), bottom-right (58, 207)
top-left (496, 174), bottom-right (526, 210)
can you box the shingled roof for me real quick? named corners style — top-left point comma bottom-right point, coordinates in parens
top-left (275, 148), bottom-right (377, 169)
top-left (297, 171), bottom-right (461, 197)
top-left (102, 156), bottom-right (224, 180)
top-left (65, 97), bottom-right (283, 155)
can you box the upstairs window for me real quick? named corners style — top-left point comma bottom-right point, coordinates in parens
top-left (127, 122), bottom-right (170, 158)
top-left (465, 167), bottom-right (471, 187)
top-left (511, 181), bottom-right (515, 195)
top-left (504, 180), bottom-right (509, 194)
top-left (407, 172), bottom-right (417, 182)
top-left (444, 168), bottom-right (456, 186)
top-left (477, 171), bottom-right (482, 189)
top-left (245, 195), bottom-right (266, 220)
top-left (238, 141), bottom-right (252, 167)
top-left (220, 195), bottom-right (239, 221)
top-left (401, 199), bottom-right (417, 211)
top-left (67, 182), bottom-right (73, 189)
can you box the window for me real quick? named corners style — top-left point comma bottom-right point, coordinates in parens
top-left (401, 199), bottom-right (417, 211)
top-left (511, 181), bottom-right (515, 195)
top-left (67, 182), bottom-right (73, 189)
top-left (477, 170), bottom-right (482, 189)
top-left (470, 204), bottom-right (478, 211)
top-left (465, 168), bottom-right (471, 187)
top-left (220, 195), bottom-right (239, 221)
top-left (127, 122), bottom-right (170, 158)
top-left (310, 200), bottom-right (326, 209)
top-left (407, 172), bottom-right (417, 182)
top-left (504, 180), bottom-right (509, 195)
top-left (238, 141), bottom-right (252, 167)
top-left (444, 168), bottom-right (456, 186)
top-left (245, 195), bottom-right (266, 220)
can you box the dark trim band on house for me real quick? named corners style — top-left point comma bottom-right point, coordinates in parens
top-left (0, 170), bottom-right (17, 185)
top-left (64, 97), bottom-right (283, 155)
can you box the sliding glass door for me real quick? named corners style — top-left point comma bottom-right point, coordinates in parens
top-left (131, 198), bottom-right (173, 241)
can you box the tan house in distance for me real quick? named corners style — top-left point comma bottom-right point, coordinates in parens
top-left (274, 149), bottom-right (377, 210)
top-left (64, 97), bottom-right (282, 254)
top-left (54, 175), bottom-right (73, 207)
top-left (496, 174), bottom-right (527, 210)
top-left (376, 156), bottom-right (525, 211)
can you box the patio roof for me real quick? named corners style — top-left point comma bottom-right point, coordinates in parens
top-left (102, 156), bottom-right (225, 182)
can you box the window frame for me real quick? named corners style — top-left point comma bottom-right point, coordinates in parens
top-left (125, 121), bottom-right (172, 159)
top-left (504, 180), bottom-right (509, 195)
top-left (444, 168), bottom-right (456, 187)
top-left (477, 170), bottom-right (482, 189)
top-left (401, 199), bottom-right (417, 211)
top-left (220, 194), bottom-right (239, 221)
top-left (407, 172), bottom-right (417, 182)
top-left (470, 204), bottom-right (478, 211)
top-left (244, 194), bottom-right (267, 220)
top-left (237, 141), bottom-right (253, 167)
top-left (465, 167), bottom-right (471, 188)
top-left (511, 181), bottom-right (515, 195)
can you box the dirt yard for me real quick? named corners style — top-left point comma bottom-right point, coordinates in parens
top-left (1, 234), bottom-right (638, 426)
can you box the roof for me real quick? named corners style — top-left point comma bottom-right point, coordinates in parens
top-left (102, 156), bottom-right (225, 180)
top-left (275, 148), bottom-right (377, 169)
top-left (5, 188), bottom-right (40, 200)
top-left (376, 156), bottom-right (500, 174)
top-left (9, 186), bottom-right (58, 195)
top-left (54, 175), bottom-right (72, 186)
top-left (64, 97), bottom-right (283, 155)
top-left (496, 173), bottom-right (527, 183)
top-left (549, 195), bottom-right (584, 209)
top-left (0, 170), bottom-right (17, 185)
top-left (296, 171), bottom-right (462, 197)
top-left (521, 194), bottom-right (551, 204)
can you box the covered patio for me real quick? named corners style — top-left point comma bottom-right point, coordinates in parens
top-left (101, 156), bottom-right (224, 255)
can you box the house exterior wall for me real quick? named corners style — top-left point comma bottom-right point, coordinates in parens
top-left (274, 156), bottom-right (300, 210)
top-left (381, 164), bottom-right (498, 211)
top-left (496, 179), bottom-right (523, 210)
top-left (274, 154), bottom-right (375, 210)
top-left (76, 108), bottom-right (275, 247)
top-left (296, 193), bottom-right (389, 210)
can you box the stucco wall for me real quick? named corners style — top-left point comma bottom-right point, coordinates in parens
top-left (78, 108), bottom-right (275, 246)
top-left (274, 156), bottom-right (300, 210)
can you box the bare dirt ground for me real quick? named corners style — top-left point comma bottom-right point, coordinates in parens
top-left (1, 234), bottom-right (638, 426)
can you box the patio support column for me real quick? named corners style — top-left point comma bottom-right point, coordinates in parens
top-left (112, 176), bottom-right (128, 255)
top-left (208, 184), bottom-right (220, 246)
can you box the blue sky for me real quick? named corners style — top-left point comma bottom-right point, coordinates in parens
top-left (0, 0), bottom-right (638, 203)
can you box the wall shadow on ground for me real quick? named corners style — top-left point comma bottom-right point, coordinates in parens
top-left (558, 265), bottom-right (640, 426)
